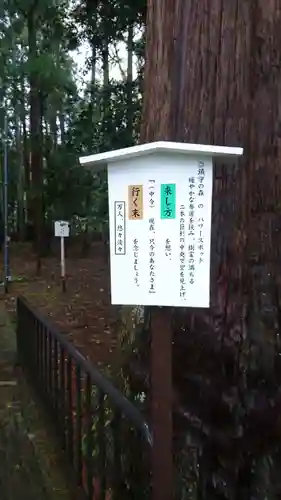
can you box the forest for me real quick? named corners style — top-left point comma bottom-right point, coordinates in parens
top-left (0, 0), bottom-right (145, 265)
top-left (2, 1), bottom-right (281, 499)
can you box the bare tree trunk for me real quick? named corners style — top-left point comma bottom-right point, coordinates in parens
top-left (86, 0), bottom-right (98, 123)
top-left (102, 43), bottom-right (109, 88)
top-left (11, 73), bottom-right (25, 240)
top-left (59, 111), bottom-right (65, 144)
top-left (126, 24), bottom-right (134, 142)
top-left (15, 115), bottom-right (25, 240)
top-left (50, 109), bottom-right (57, 150)
top-left (102, 42), bottom-right (109, 90)
top-left (91, 42), bottom-right (96, 101)
top-left (20, 73), bottom-right (31, 228)
top-left (141, 0), bottom-right (249, 322)
top-left (117, 1), bottom-right (281, 498)
top-left (28, 4), bottom-right (44, 274)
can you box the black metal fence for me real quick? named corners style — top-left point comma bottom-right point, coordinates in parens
top-left (16, 296), bottom-right (152, 500)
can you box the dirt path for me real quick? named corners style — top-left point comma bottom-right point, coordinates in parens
top-left (0, 299), bottom-right (74, 500)
top-left (5, 245), bottom-right (118, 372)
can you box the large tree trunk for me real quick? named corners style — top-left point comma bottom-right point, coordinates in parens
top-left (91, 42), bottom-right (96, 100)
top-left (15, 114), bottom-right (25, 240)
top-left (59, 110), bottom-right (65, 144)
top-left (50, 107), bottom-right (57, 150)
top-left (141, 1), bottom-right (249, 321)
top-left (126, 24), bottom-right (134, 142)
top-left (102, 38), bottom-right (110, 143)
top-left (28, 4), bottom-right (44, 274)
top-left (20, 72), bottom-right (31, 227)
top-left (118, 1), bottom-right (281, 499)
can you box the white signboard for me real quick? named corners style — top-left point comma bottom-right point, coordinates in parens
top-left (54, 220), bottom-right (70, 238)
top-left (108, 153), bottom-right (213, 308)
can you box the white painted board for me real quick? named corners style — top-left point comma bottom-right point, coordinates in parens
top-left (54, 220), bottom-right (70, 238)
top-left (107, 152), bottom-right (213, 308)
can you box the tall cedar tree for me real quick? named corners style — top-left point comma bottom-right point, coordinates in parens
top-left (118, 1), bottom-right (281, 498)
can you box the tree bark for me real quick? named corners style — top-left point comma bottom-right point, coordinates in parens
top-left (15, 114), bottom-right (25, 240)
top-left (28, 3), bottom-right (44, 274)
top-left (119, 1), bottom-right (281, 498)
top-left (59, 110), bottom-right (65, 144)
top-left (126, 24), bottom-right (134, 142)
top-left (50, 108), bottom-right (57, 150)
top-left (141, 1), bottom-right (249, 322)
top-left (91, 42), bottom-right (96, 102)
top-left (20, 72), bottom-right (31, 227)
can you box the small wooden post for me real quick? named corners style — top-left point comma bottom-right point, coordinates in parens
top-left (55, 220), bottom-right (69, 292)
top-left (151, 307), bottom-right (173, 500)
top-left (60, 236), bottom-right (66, 292)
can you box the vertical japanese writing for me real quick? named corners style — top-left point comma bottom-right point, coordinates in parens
top-left (149, 217), bottom-right (156, 293)
top-left (133, 238), bottom-right (140, 287)
top-left (114, 201), bottom-right (126, 255)
top-left (165, 238), bottom-right (172, 259)
top-left (161, 184), bottom-right (176, 219)
top-left (148, 179), bottom-right (155, 208)
top-left (179, 205), bottom-right (186, 299)
top-left (128, 185), bottom-right (143, 219)
top-left (188, 177), bottom-right (196, 285)
top-left (148, 180), bottom-right (156, 293)
top-left (197, 161), bottom-right (205, 265)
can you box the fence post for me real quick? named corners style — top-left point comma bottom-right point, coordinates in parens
top-left (16, 297), bottom-right (152, 498)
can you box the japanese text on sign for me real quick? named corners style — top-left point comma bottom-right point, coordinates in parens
top-left (161, 184), bottom-right (176, 219)
top-left (107, 155), bottom-right (213, 307)
top-left (179, 205), bottom-right (186, 299)
top-left (133, 238), bottom-right (140, 286)
top-left (114, 201), bottom-right (126, 255)
top-left (149, 179), bottom-right (156, 208)
top-left (188, 176), bottom-right (196, 285)
top-left (128, 185), bottom-right (143, 220)
top-left (197, 161), bottom-right (205, 264)
top-left (165, 238), bottom-right (172, 259)
top-left (149, 217), bottom-right (156, 294)
top-left (148, 179), bottom-right (156, 293)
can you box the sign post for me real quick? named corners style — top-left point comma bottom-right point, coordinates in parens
top-left (150, 306), bottom-right (173, 500)
top-left (79, 141), bottom-right (243, 500)
top-left (54, 220), bottom-right (69, 292)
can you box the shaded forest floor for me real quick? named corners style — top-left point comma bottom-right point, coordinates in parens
top-left (4, 242), bottom-right (119, 373)
top-left (0, 299), bottom-right (74, 500)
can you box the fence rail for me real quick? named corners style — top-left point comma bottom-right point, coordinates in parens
top-left (16, 296), bottom-right (152, 500)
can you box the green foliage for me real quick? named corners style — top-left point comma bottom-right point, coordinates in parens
top-left (2, 2), bottom-right (281, 500)
top-left (0, 0), bottom-right (144, 237)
